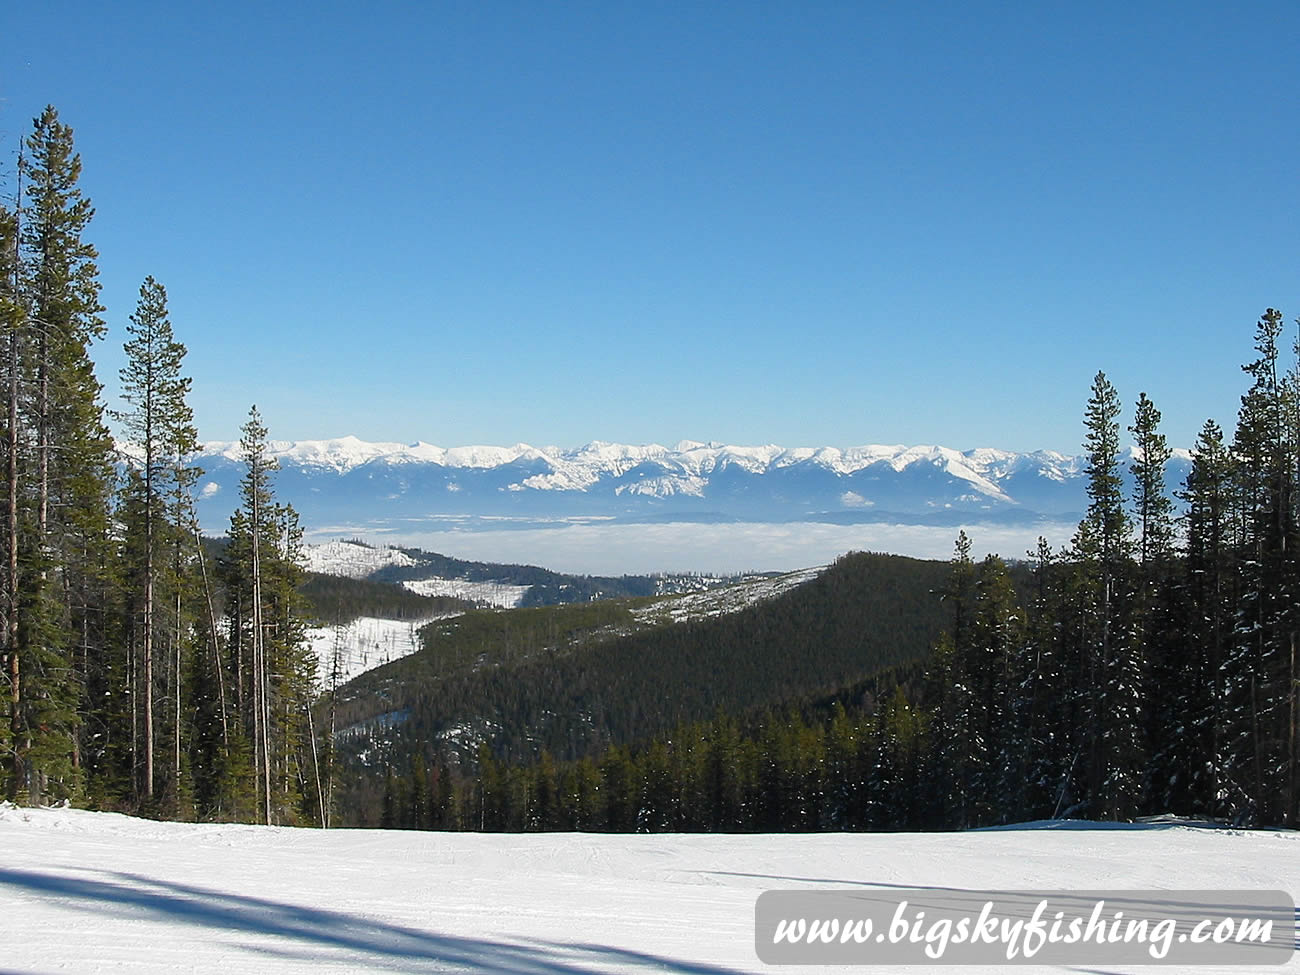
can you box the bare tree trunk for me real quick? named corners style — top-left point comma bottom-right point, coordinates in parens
top-left (175, 586), bottom-right (182, 804)
top-left (1252, 674), bottom-right (1263, 818)
top-left (193, 526), bottom-right (228, 748)
top-left (143, 530), bottom-right (154, 800)
top-left (251, 462), bottom-right (270, 825)
top-left (1289, 630), bottom-right (1297, 827)
top-left (326, 621), bottom-right (341, 829)
top-left (129, 614), bottom-right (138, 799)
top-left (5, 234), bottom-right (20, 799)
top-left (232, 591), bottom-right (243, 717)
top-left (306, 701), bottom-right (325, 828)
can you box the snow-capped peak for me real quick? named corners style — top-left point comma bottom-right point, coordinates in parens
top-left (187, 437), bottom-right (1190, 527)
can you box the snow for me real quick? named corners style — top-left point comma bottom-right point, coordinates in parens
top-left (194, 438), bottom-right (1102, 505)
top-left (401, 577), bottom-right (531, 608)
top-left (303, 540), bottom-right (418, 579)
top-left (615, 474), bottom-right (708, 498)
top-left (632, 566), bottom-right (824, 625)
top-left (518, 469), bottom-right (601, 492)
top-left (201, 435), bottom-right (408, 472)
top-left (199, 438), bottom-right (556, 473)
top-left (304, 615), bottom-right (446, 685)
top-left (2, 803), bottom-right (1296, 974)
top-left (306, 569), bottom-right (817, 684)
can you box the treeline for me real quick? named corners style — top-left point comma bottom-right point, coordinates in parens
top-left (372, 317), bottom-right (1300, 831)
top-left (1, 106), bottom-right (319, 823)
top-left (372, 551), bottom-right (694, 606)
top-left (299, 572), bottom-right (474, 626)
top-left (335, 551), bottom-right (952, 822)
top-left (370, 673), bottom-right (925, 832)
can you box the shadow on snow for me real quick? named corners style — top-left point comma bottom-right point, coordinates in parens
top-left (0, 866), bottom-right (746, 974)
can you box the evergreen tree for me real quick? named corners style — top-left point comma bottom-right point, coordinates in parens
top-left (112, 276), bottom-right (197, 803)
top-left (925, 532), bottom-right (977, 827)
top-left (1226, 310), bottom-right (1297, 823)
top-left (1, 192), bottom-right (21, 798)
top-left (1075, 371), bottom-right (1141, 819)
top-left (1129, 393), bottom-right (1175, 566)
top-left (7, 106), bottom-right (113, 803)
top-left (1127, 392), bottom-right (1179, 812)
top-left (1178, 419), bottom-right (1235, 814)
top-left (1016, 537), bottom-right (1071, 820)
top-left (970, 554), bottom-right (1021, 824)
top-left (220, 407), bottom-right (314, 824)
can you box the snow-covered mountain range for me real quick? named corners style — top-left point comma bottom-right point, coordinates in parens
top-left (188, 436), bottom-right (1192, 534)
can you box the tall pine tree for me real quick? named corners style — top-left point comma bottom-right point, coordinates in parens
top-left (7, 106), bottom-right (114, 803)
top-left (112, 276), bottom-right (198, 805)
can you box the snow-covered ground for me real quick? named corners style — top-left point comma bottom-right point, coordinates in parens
top-left (303, 540), bottom-right (417, 579)
top-left (304, 615), bottom-right (447, 685)
top-left (401, 577), bottom-right (531, 608)
top-left (632, 566), bottom-right (824, 626)
top-left (1, 805), bottom-right (1295, 974)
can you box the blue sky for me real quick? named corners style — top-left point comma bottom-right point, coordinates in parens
top-left (4, 1), bottom-right (1298, 453)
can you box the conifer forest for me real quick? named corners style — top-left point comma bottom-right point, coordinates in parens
top-left (3, 106), bottom-right (1300, 834)
top-left (2, 107), bottom-right (317, 822)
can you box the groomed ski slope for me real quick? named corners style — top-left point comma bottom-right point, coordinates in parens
top-left (1, 804), bottom-right (1296, 974)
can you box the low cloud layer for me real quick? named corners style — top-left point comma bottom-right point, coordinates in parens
top-left (316, 520), bottom-right (1079, 576)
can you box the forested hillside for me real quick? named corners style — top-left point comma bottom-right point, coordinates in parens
top-left (332, 551), bottom-right (953, 821)
top-left (298, 572), bottom-right (474, 625)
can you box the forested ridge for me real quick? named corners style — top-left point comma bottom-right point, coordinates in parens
top-left (332, 551), bottom-right (952, 821)
top-left (370, 551), bottom-right (725, 606)
top-left (297, 571), bottom-right (474, 625)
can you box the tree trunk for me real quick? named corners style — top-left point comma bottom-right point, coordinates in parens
top-left (175, 586), bottom-right (182, 804)
top-left (6, 287), bottom-right (19, 798)
top-left (143, 446), bottom-right (154, 800)
top-left (194, 526), bottom-right (228, 748)
top-left (143, 544), bottom-right (153, 799)
top-left (251, 458), bottom-right (270, 825)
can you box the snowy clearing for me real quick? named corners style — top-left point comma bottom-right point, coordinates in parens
top-left (2, 804), bottom-right (1296, 974)
top-left (632, 566), bottom-right (824, 626)
top-left (401, 577), bottom-right (532, 608)
top-left (303, 540), bottom-right (417, 579)
top-left (304, 615), bottom-right (450, 686)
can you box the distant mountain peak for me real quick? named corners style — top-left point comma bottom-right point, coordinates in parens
top-left (187, 436), bottom-right (1190, 535)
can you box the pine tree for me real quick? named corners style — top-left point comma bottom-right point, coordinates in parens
top-left (1179, 419), bottom-right (1235, 814)
top-left (1016, 537), bottom-right (1071, 820)
top-left (1127, 392), bottom-right (1180, 812)
top-left (1129, 393), bottom-right (1175, 566)
top-left (1, 193), bottom-right (20, 797)
top-left (220, 408), bottom-right (314, 824)
top-left (7, 106), bottom-right (113, 803)
top-left (112, 276), bottom-right (197, 803)
top-left (970, 554), bottom-right (1022, 824)
top-left (1226, 310), bottom-right (1297, 824)
top-left (1074, 371), bottom-right (1141, 819)
top-left (925, 532), bottom-right (977, 827)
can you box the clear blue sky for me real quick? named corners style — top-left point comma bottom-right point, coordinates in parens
top-left (4, 1), bottom-right (1297, 453)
